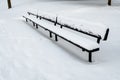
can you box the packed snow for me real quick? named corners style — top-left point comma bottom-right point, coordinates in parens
top-left (0, 0), bottom-right (120, 80)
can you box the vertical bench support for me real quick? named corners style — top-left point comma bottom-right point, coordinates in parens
top-left (36, 15), bottom-right (39, 18)
top-left (39, 16), bottom-right (42, 20)
top-left (89, 52), bottom-right (92, 62)
top-left (54, 17), bottom-right (58, 26)
top-left (60, 25), bottom-right (63, 28)
top-left (104, 28), bottom-right (109, 41)
top-left (49, 31), bottom-right (52, 38)
top-left (26, 18), bottom-right (28, 22)
top-left (33, 22), bottom-right (35, 26)
top-left (55, 34), bottom-right (58, 41)
top-left (36, 24), bottom-right (38, 29)
top-left (97, 38), bottom-right (101, 44)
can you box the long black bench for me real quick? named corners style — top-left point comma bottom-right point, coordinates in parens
top-left (23, 15), bottom-right (100, 62)
top-left (27, 11), bottom-right (109, 44)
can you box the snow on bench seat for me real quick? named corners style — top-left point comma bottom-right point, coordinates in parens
top-left (23, 15), bottom-right (99, 51)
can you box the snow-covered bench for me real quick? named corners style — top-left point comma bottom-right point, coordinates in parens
top-left (23, 15), bottom-right (100, 62)
top-left (27, 11), bottom-right (109, 43)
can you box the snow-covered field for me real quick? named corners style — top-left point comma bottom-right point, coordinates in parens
top-left (0, 0), bottom-right (120, 80)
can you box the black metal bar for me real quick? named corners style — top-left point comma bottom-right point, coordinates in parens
top-left (54, 22), bottom-right (57, 26)
top-left (97, 38), bottom-right (101, 44)
top-left (103, 28), bottom-right (109, 41)
top-left (36, 15), bottom-right (39, 18)
top-left (90, 48), bottom-right (99, 53)
top-left (39, 16), bottom-right (42, 20)
top-left (54, 17), bottom-right (58, 26)
top-left (55, 34), bottom-right (58, 41)
top-left (36, 24), bottom-right (38, 29)
top-left (26, 18), bottom-right (28, 22)
top-left (49, 31), bottom-right (52, 38)
top-left (89, 52), bottom-right (92, 62)
top-left (33, 22), bottom-right (35, 26)
top-left (27, 12), bottom-right (35, 16)
top-left (60, 25), bottom-right (63, 28)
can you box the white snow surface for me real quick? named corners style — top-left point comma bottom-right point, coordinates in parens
top-left (0, 0), bottom-right (120, 80)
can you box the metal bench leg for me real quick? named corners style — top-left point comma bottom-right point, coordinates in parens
top-left (49, 31), bottom-right (52, 38)
top-left (60, 25), bottom-right (63, 28)
top-left (26, 18), bottom-right (28, 22)
top-left (97, 38), bottom-right (101, 44)
top-left (54, 22), bottom-right (57, 26)
top-left (36, 15), bottom-right (39, 18)
top-left (54, 20), bottom-right (57, 26)
top-left (36, 24), bottom-right (38, 29)
top-left (89, 52), bottom-right (92, 62)
top-left (39, 16), bottom-right (42, 20)
top-left (33, 22), bottom-right (35, 26)
top-left (104, 28), bottom-right (109, 40)
top-left (55, 34), bottom-right (58, 41)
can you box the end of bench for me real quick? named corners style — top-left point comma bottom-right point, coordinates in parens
top-left (88, 48), bottom-right (100, 62)
top-left (103, 28), bottom-right (109, 41)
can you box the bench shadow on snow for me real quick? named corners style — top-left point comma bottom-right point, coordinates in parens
top-left (22, 20), bottom-right (94, 64)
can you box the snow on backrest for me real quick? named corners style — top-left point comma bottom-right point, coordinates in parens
top-left (28, 10), bottom-right (57, 21)
top-left (38, 11), bottom-right (57, 21)
top-left (58, 16), bottom-right (108, 40)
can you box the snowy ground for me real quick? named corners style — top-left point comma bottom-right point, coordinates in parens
top-left (0, 0), bottom-right (120, 80)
